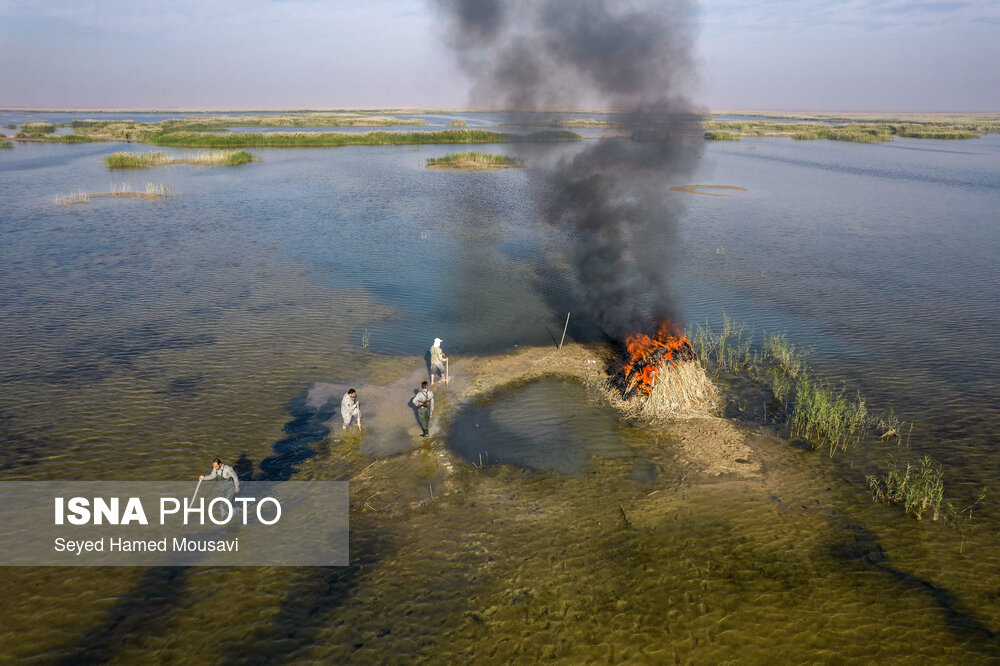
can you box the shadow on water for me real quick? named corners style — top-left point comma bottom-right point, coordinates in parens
top-left (258, 387), bottom-right (338, 482)
top-left (831, 522), bottom-right (1000, 659)
top-left (54, 385), bottom-right (356, 661)
top-left (56, 567), bottom-right (190, 665)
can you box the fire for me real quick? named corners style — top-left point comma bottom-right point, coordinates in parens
top-left (618, 321), bottom-right (694, 397)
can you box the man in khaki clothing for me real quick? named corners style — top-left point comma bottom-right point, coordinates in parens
top-left (430, 337), bottom-right (448, 385)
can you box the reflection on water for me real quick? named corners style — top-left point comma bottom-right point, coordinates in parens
top-left (1, 112), bottom-right (1000, 660)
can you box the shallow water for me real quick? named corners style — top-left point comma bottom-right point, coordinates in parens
top-left (1, 111), bottom-right (999, 661)
top-left (447, 378), bottom-right (643, 475)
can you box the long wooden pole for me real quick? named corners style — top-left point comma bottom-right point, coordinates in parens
top-left (445, 358), bottom-right (449, 383)
top-left (191, 479), bottom-right (202, 503)
top-left (558, 312), bottom-right (571, 350)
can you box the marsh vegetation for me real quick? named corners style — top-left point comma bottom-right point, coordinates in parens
top-left (425, 151), bottom-right (524, 170)
top-left (702, 115), bottom-right (999, 143)
top-left (104, 150), bottom-right (254, 169)
top-left (56, 183), bottom-right (174, 205)
top-left (867, 455), bottom-right (945, 520)
top-left (704, 131), bottom-right (740, 141)
top-left (684, 316), bottom-right (989, 521)
top-left (145, 128), bottom-right (580, 148)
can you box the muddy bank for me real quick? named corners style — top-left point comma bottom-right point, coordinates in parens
top-left (313, 342), bottom-right (760, 491)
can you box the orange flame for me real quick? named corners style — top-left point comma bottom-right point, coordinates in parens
top-left (620, 321), bottom-right (693, 397)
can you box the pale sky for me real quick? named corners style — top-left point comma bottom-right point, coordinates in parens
top-left (0, 0), bottom-right (997, 112)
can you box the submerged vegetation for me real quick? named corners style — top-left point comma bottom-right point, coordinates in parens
top-left (688, 315), bottom-right (896, 456)
top-left (104, 150), bottom-right (254, 169)
top-left (426, 151), bottom-right (524, 170)
top-left (867, 455), bottom-right (944, 520)
top-left (687, 314), bottom-right (986, 522)
top-left (57, 183), bottom-right (174, 205)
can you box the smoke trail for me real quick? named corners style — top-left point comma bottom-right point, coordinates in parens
top-left (434, 0), bottom-right (702, 340)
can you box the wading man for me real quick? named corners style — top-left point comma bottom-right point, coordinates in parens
top-left (430, 338), bottom-right (448, 385)
top-left (341, 388), bottom-right (361, 431)
top-left (414, 381), bottom-right (434, 437)
top-left (200, 457), bottom-right (240, 518)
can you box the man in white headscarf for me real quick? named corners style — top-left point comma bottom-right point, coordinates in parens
top-left (430, 338), bottom-right (448, 385)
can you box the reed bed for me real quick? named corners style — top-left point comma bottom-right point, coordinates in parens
top-left (686, 315), bottom-right (905, 456)
top-left (57, 183), bottom-right (174, 205)
top-left (704, 131), bottom-right (740, 141)
top-left (550, 118), bottom-right (622, 128)
top-left (146, 129), bottom-right (579, 148)
top-left (426, 151), bottom-right (524, 170)
top-left (792, 126), bottom-right (893, 143)
top-left (867, 455), bottom-right (945, 520)
top-left (0, 140), bottom-right (12, 149)
top-left (104, 150), bottom-right (254, 169)
top-left (20, 122), bottom-right (56, 134)
top-left (445, 120), bottom-right (467, 127)
top-left (167, 113), bottom-right (426, 128)
top-left (703, 118), bottom-right (996, 143)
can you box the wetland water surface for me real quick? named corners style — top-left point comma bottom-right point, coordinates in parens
top-left (1, 112), bottom-right (999, 662)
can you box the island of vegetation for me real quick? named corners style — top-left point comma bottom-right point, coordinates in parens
top-left (426, 152), bottom-right (524, 170)
top-left (104, 150), bottom-right (254, 169)
top-left (11, 113), bottom-right (582, 148)
top-left (445, 119), bottom-right (467, 127)
top-left (701, 112), bottom-right (1000, 143)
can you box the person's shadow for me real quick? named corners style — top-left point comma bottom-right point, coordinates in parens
top-left (233, 453), bottom-right (255, 481)
top-left (408, 389), bottom-right (422, 431)
top-left (423, 349), bottom-right (432, 380)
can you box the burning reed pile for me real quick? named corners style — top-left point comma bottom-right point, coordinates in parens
top-left (605, 322), bottom-right (718, 420)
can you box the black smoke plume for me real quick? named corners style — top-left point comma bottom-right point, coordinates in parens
top-left (433, 0), bottom-right (703, 340)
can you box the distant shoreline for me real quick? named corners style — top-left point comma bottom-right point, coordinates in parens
top-left (2, 106), bottom-right (997, 119)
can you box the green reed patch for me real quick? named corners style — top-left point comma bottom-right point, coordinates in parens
top-left (426, 151), bottom-right (524, 170)
top-left (687, 314), bottom-right (904, 456)
top-left (105, 149), bottom-right (254, 169)
top-left (703, 117), bottom-right (997, 143)
top-left (550, 117), bottom-right (623, 129)
top-left (894, 127), bottom-right (977, 139)
top-left (146, 129), bottom-right (580, 148)
top-left (0, 140), bottom-right (12, 149)
top-left (792, 126), bottom-right (894, 143)
top-left (445, 119), bottom-right (467, 127)
top-left (20, 122), bottom-right (56, 134)
top-left (791, 377), bottom-right (869, 457)
top-left (867, 455), bottom-right (944, 520)
top-left (704, 131), bottom-right (741, 141)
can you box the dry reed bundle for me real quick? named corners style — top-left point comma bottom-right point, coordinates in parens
top-left (605, 360), bottom-right (718, 421)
